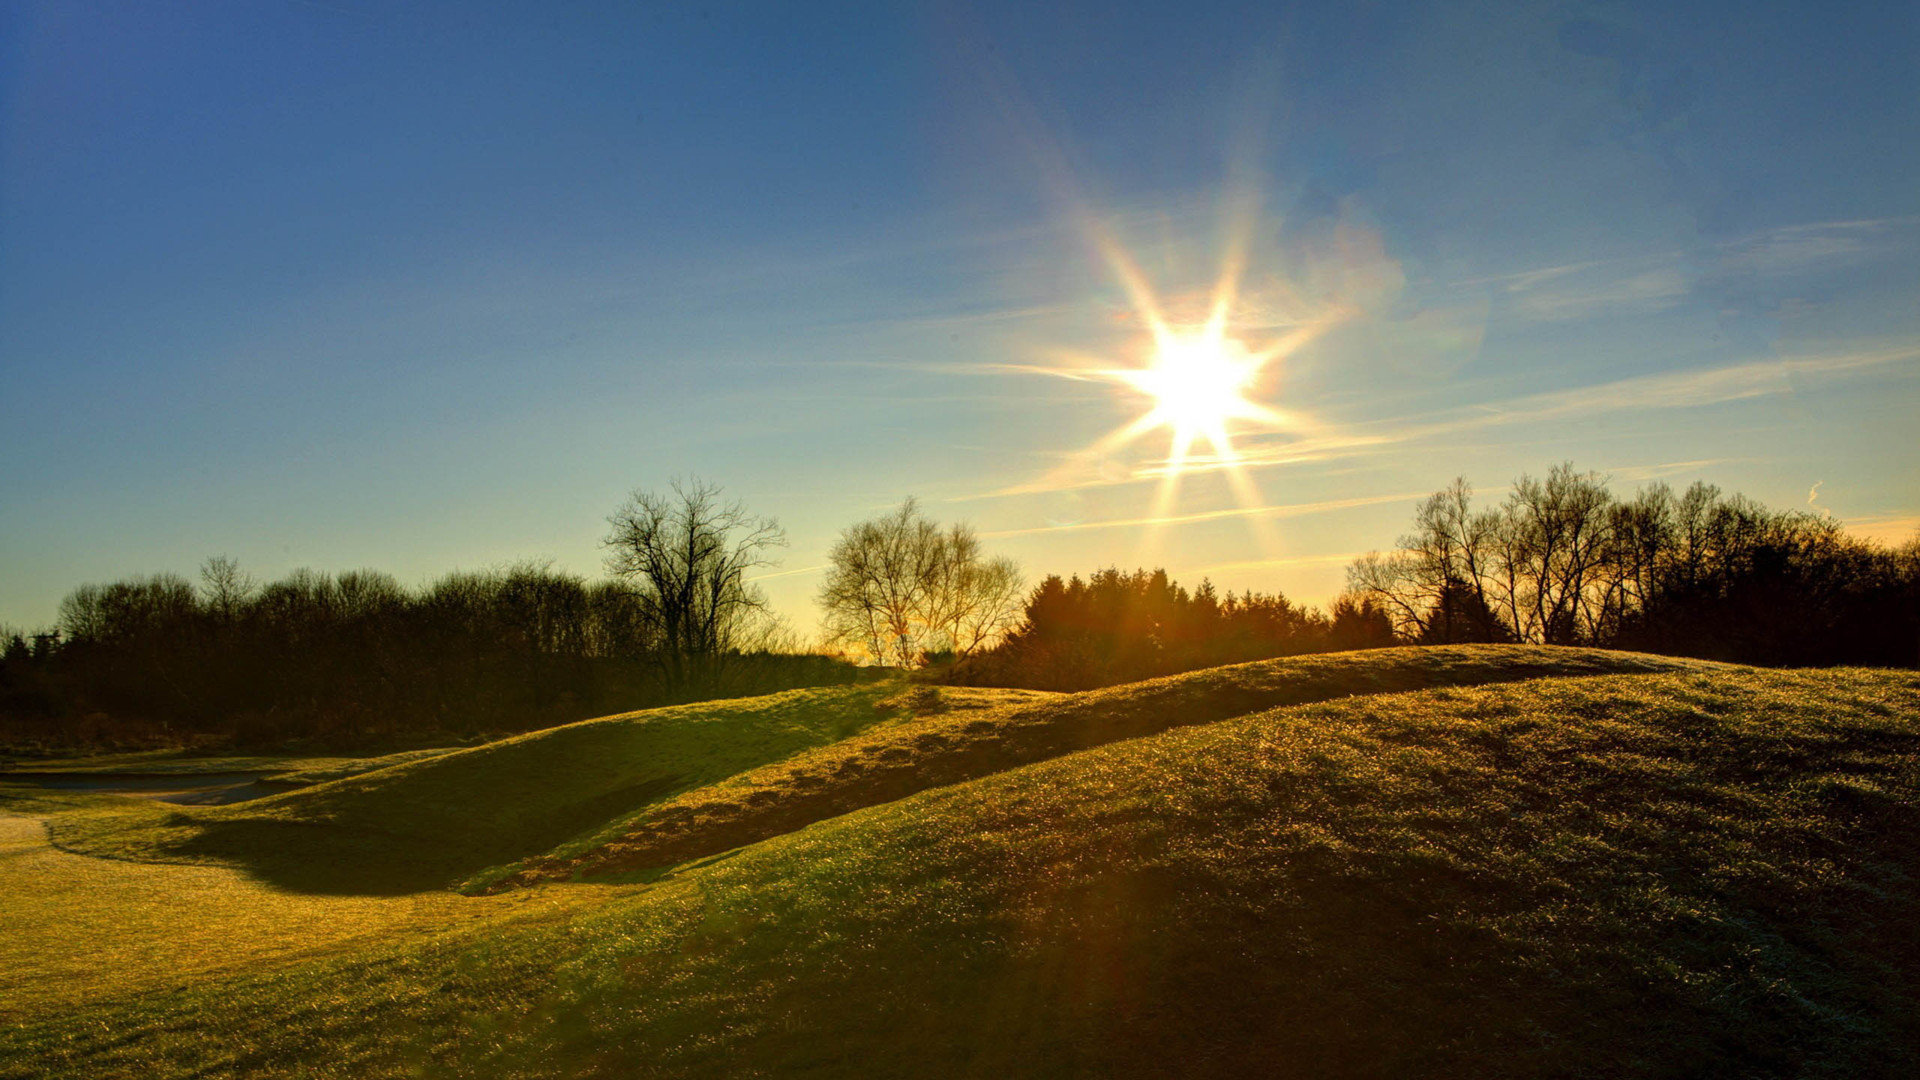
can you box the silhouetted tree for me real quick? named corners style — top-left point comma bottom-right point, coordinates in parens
top-left (1328, 594), bottom-right (1397, 651)
top-left (604, 478), bottom-right (787, 693)
top-left (1414, 578), bottom-right (1514, 644)
top-left (199, 555), bottom-right (255, 624)
top-left (954, 568), bottom-right (1342, 690)
top-left (1350, 465), bottom-right (1919, 666)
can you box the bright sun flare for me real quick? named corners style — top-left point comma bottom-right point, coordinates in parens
top-left (1120, 329), bottom-right (1271, 442)
top-left (1066, 312), bottom-right (1319, 525)
top-left (1017, 212), bottom-right (1351, 529)
top-left (1085, 314), bottom-right (1306, 498)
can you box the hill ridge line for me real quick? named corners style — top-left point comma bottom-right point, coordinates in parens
top-left (488, 645), bottom-right (1718, 891)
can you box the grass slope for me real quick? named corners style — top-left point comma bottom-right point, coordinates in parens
top-left (40, 682), bottom-right (1046, 893)
top-left (0, 808), bottom-right (589, 1020)
top-left (493, 645), bottom-right (1716, 890)
top-left (8, 655), bottom-right (1916, 1077)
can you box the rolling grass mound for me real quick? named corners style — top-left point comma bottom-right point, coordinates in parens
top-left (40, 646), bottom-right (1700, 895)
top-left (46, 682), bottom-right (1047, 893)
top-left (6, 663), bottom-right (1917, 1078)
top-left (489, 644), bottom-right (1717, 890)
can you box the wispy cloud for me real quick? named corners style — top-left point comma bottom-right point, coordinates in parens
top-left (1510, 266), bottom-right (1689, 321)
top-left (1456, 215), bottom-right (1920, 323)
top-left (972, 339), bottom-right (1918, 500)
top-left (1842, 514), bottom-right (1920, 545)
top-left (1607, 458), bottom-right (1742, 483)
top-left (978, 492), bottom-right (1421, 538)
top-left (1224, 341), bottom-right (1920, 473)
top-left (746, 563), bottom-right (830, 583)
top-left (1451, 343), bottom-right (1911, 421)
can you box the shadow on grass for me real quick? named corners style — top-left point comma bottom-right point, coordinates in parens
top-left (162, 775), bottom-right (687, 895)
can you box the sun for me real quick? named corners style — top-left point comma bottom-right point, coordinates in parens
top-left (1117, 327), bottom-right (1275, 447)
top-left (1082, 307), bottom-right (1313, 483)
top-left (1007, 207), bottom-right (1349, 527)
top-left (1036, 308), bottom-right (1322, 527)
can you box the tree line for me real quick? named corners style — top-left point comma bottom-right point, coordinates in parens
top-left (808, 500), bottom-right (1389, 690)
top-left (940, 568), bottom-right (1395, 690)
top-left (908, 464), bottom-right (1917, 689)
top-left (5, 464), bottom-right (1915, 750)
top-left (1, 480), bottom-right (853, 750)
top-left (1346, 464), bottom-right (1920, 666)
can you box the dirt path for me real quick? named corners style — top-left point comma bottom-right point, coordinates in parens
top-left (0, 815), bottom-right (588, 1021)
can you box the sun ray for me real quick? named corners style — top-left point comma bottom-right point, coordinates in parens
top-left (1085, 411), bottom-right (1168, 458)
top-left (1087, 221), bottom-right (1176, 346)
top-left (1150, 423), bottom-right (1196, 521)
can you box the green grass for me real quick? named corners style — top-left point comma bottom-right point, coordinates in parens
top-left (491, 644), bottom-right (1717, 890)
top-left (3, 647), bottom-right (1917, 1078)
top-left (0, 802), bottom-right (589, 1021)
top-left (33, 681), bottom-right (1041, 893)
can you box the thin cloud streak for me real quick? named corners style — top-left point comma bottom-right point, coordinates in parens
top-left (979, 492), bottom-right (1421, 539)
top-left (1182, 551), bottom-right (1366, 575)
top-left (1842, 514), bottom-right (1920, 545)
top-left (1445, 216), bottom-right (1920, 323)
top-left (967, 338), bottom-right (1917, 501)
top-left (1195, 342), bottom-right (1920, 479)
top-left (1607, 458), bottom-right (1743, 482)
top-left (746, 563), bottom-right (830, 582)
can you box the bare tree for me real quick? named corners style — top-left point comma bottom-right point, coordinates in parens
top-left (1347, 477), bottom-right (1503, 641)
top-left (199, 555), bottom-right (256, 623)
top-left (818, 499), bottom-right (943, 666)
top-left (1501, 464), bottom-right (1617, 643)
top-left (924, 526), bottom-right (1026, 658)
top-left (604, 478), bottom-right (786, 691)
top-left (1350, 465), bottom-right (1620, 645)
top-left (1345, 549), bottom-right (1429, 639)
top-left (818, 499), bottom-right (1023, 666)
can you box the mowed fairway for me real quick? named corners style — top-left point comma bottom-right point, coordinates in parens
top-left (3, 647), bottom-right (1918, 1078)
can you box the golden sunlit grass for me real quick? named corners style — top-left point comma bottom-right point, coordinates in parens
top-left (487, 644), bottom-right (1714, 892)
top-left (0, 806), bottom-right (589, 1020)
top-left (36, 682), bottom-right (1041, 895)
top-left (3, 656), bottom-right (1917, 1078)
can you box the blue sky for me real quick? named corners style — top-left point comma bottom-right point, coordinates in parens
top-left (3, 0), bottom-right (1916, 634)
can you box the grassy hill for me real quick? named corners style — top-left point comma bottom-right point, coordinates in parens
top-left (40, 645), bottom-right (1696, 895)
top-left (489, 644), bottom-right (1716, 891)
top-left (41, 681), bottom-right (1050, 893)
top-left (4, 646), bottom-right (1917, 1078)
